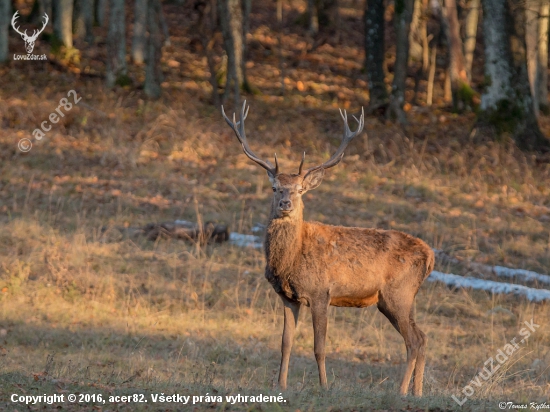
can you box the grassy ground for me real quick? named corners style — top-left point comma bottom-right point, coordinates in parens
top-left (1, 0), bottom-right (550, 410)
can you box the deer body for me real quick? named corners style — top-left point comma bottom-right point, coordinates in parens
top-left (265, 219), bottom-right (433, 309)
top-left (222, 102), bottom-right (434, 397)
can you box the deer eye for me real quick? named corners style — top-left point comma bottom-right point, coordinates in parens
top-left (298, 189), bottom-right (303, 194)
top-left (272, 187), bottom-right (276, 192)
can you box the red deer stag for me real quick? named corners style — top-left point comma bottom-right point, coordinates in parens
top-left (221, 102), bottom-right (435, 396)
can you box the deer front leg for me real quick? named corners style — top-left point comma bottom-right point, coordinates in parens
top-left (311, 298), bottom-right (329, 389)
top-left (278, 296), bottom-right (301, 390)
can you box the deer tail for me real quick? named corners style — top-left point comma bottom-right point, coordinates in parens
top-left (424, 249), bottom-right (435, 280)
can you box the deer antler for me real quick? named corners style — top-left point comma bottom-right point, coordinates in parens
top-left (28, 13), bottom-right (49, 41)
top-left (11, 11), bottom-right (27, 39)
top-left (300, 107), bottom-right (364, 176)
top-left (221, 101), bottom-right (279, 177)
top-left (11, 12), bottom-right (48, 41)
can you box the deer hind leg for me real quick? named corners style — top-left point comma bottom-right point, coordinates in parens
top-left (278, 296), bottom-right (301, 390)
top-left (311, 298), bottom-right (329, 389)
top-left (377, 295), bottom-right (426, 396)
top-left (411, 314), bottom-right (427, 396)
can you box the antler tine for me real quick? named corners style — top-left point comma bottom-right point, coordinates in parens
top-left (11, 11), bottom-right (27, 37)
top-left (234, 100), bottom-right (249, 142)
top-left (303, 107), bottom-right (364, 175)
top-left (28, 13), bottom-right (49, 40)
top-left (298, 151), bottom-right (305, 175)
top-left (274, 153), bottom-right (279, 175)
top-left (221, 102), bottom-right (278, 176)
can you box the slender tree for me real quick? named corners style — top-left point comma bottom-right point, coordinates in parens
top-left (0, 0), bottom-right (9, 64)
top-left (526, 0), bottom-right (550, 114)
top-left (318, 0), bottom-right (340, 29)
top-left (158, 0), bottom-right (171, 45)
top-left (144, 0), bottom-right (163, 98)
top-left (132, 0), bottom-right (148, 64)
top-left (242, 0), bottom-right (251, 91)
top-left (40, 0), bottom-right (53, 25)
top-left (364, 0), bottom-right (388, 111)
top-left (303, 0), bottom-right (339, 34)
top-left (538, 0), bottom-right (549, 111)
top-left (106, 0), bottom-right (127, 87)
top-left (307, 0), bottom-right (319, 34)
top-left (219, 0), bottom-right (244, 105)
top-left (526, 0), bottom-right (539, 113)
top-left (52, 0), bottom-right (74, 47)
top-left (94, 0), bottom-right (105, 26)
top-left (73, 0), bottom-right (94, 42)
top-left (464, 0), bottom-right (479, 80)
top-left (410, 0), bottom-right (429, 104)
top-left (388, 0), bottom-right (414, 123)
top-left (194, 0), bottom-right (221, 107)
top-left (444, 0), bottom-right (472, 110)
top-left (408, 0), bottom-right (423, 61)
top-left (479, 0), bottom-right (549, 150)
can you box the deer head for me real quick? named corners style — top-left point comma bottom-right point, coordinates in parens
top-left (12, 11), bottom-right (49, 54)
top-left (222, 102), bottom-right (364, 220)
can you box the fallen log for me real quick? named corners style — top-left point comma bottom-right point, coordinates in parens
top-left (112, 220), bottom-right (229, 244)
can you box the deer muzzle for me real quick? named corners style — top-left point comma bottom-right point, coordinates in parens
top-left (279, 199), bottom-right (293, 212)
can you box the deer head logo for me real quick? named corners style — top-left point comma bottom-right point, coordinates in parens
top-left (11, 11), bottom-right (49, 54)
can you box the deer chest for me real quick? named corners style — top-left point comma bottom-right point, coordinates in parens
top-left (264, 267), bottom-right (313, 305)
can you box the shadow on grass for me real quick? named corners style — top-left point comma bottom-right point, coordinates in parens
top-left (0, 320), bottom-right (494, 412)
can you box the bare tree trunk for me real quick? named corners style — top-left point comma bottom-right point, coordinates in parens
top-left (527, 0), bottom-right (550, 113)
top-left (426, 44), bottom-right (437, 105)
top-left (277, 0), bottom-right (286, 95)
top-left (0, 0), bottom-right (9, 64)
top-left (412, 0), bottom-right (429, 103)
top-left (444, 0), bottom-right (472, 110)
top-left (38, 0), bottom-right (53, 26)
top-left (84, 0), bottom-right (94, 42)
top-left (94, 0), bottom-right (105, 26)
top-left (538, 0), bottom-right (549, 110)
top-left (106, 0), bottom-right (127, 88)
top-left (132, 0), bottom-right (147, 64)
top-left (409, 0), bottom-right (423, 62)
top-left (52, 0), bottom-right (74, 47)
top-left (388, 0), bottom-right (414, 123)
top-left (365, 0), bottom-right (389, 110)
top-left (479, 0), bottom-right (548, 151)
top-left (144, 0), bottom-right (163, 98)
top-left (480, 0), bottom-right (513, 108)
top-left (307, 0), bottom-right (319, 34)
top-left (158, 1), bottom-right (170, 45)
top-left (526, 0), bottom-right (539, 114)
top-left (443, 68), bottom-right (452, 101)
top-left (242, 0), bottom-right (251, 92)
top-left (74, 0), bottom-right (85, 38)
top-left (317, 0), bottom-right (339, 29)
top-left (421, 0), bottom-right (429, 70)
top-left (195, 0), bottom-right (221, 107)
top-left (464, 0), bottom-right (479, 80)
top-left (219, 0), bottom-right (244, 106)
top-left (74, 0), bottom-right (94, 42)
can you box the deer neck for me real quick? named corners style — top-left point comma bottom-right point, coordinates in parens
top-left (265, 210), bottom-right (304, 275)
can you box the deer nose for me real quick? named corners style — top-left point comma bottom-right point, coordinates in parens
top-left (279, 200), bottom-right (292, 211)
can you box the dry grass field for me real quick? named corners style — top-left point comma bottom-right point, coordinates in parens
top-left (1, 1), bottom-right (550, 410)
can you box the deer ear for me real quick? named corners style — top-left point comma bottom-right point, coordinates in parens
top-left (303, 168), bottom-right (325, 191)
top-left (267, 170), bottom-right (276, 184)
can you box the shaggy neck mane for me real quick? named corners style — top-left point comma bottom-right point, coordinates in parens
top-left (265, 209), bottom-right (304, 276)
